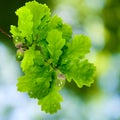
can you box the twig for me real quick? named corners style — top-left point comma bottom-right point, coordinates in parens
top-left (0, 27), bottom-right (12, 39)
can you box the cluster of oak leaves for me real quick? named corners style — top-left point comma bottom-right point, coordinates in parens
top-left (10, 1), bottom-right (95, 114)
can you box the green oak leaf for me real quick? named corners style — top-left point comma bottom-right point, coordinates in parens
top-left (25, 1), bottom-right (50, 29)
top-left (25, 1), bottom-right (50, 40)
top-left (61, 23), bottom-right (72, 42)
top-left (15, 6), bottom-right (33, 43)
top-left (48, 15), bottom-right (63, 30)
top-left (47, 29), bottom-right (65, 67)
top-left (60, 59), bottom-right (95, 87)
top-left (61, 34), bottom-right (91, 65)
top-left (21, 46), bottom-right (44, 72)
top-left (38, 91), bottom-right (63, 114)
top-left (17, 65), bottom-right (52, 99)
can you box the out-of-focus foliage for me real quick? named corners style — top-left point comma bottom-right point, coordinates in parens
top-left (103, 0), bottom-right (120, 53)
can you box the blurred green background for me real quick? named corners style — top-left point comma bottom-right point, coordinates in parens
top-left (0, 0), bottom-right (120, 120)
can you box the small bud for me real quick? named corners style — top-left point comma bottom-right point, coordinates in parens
top-left (56, 79), bottom-right (65, 88)
top-left (56, 73), bottom-right (66, 90)
top-left (16, 48), bottom-right (24, 61)
top-left (57, 74), bottom-right (66, 80)
top-left (15, 42), bottom-right (23, 48)
top-left (13, 36), bottom-right (23, 48)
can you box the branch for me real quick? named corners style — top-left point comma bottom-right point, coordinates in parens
top-left (0, 27), bottom-right (12, 39)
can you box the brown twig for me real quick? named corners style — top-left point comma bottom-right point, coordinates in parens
top-left (0, 27), bottom-right (12, 39)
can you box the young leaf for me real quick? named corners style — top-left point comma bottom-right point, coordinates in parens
top-left (15, 6), bottom-right (33, 43)
top-left (62, 34), bottom-right (91, 65)
top-left (38, 91), bottom-right (63, 114)
top-left (48, 15), bottom-right (63, 30)
top-left (25, 1), bottom-right (50, 29)
top-left (48, 15), bottom-right (72, 41)
top-left (61, 23), bottom-right (72, 42)
top-left (10, 26), bottom-right (22, 38)
top-left (60, 59), bottom-right (95, 87)
top-left (17, 65), bottom-right (52, 99)
top-left (25, 1), bottom-right (50, 40)
top-left (21, 46), bottom-right (44, 72)
top-left (47, 29), bottom-right (65, 67)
